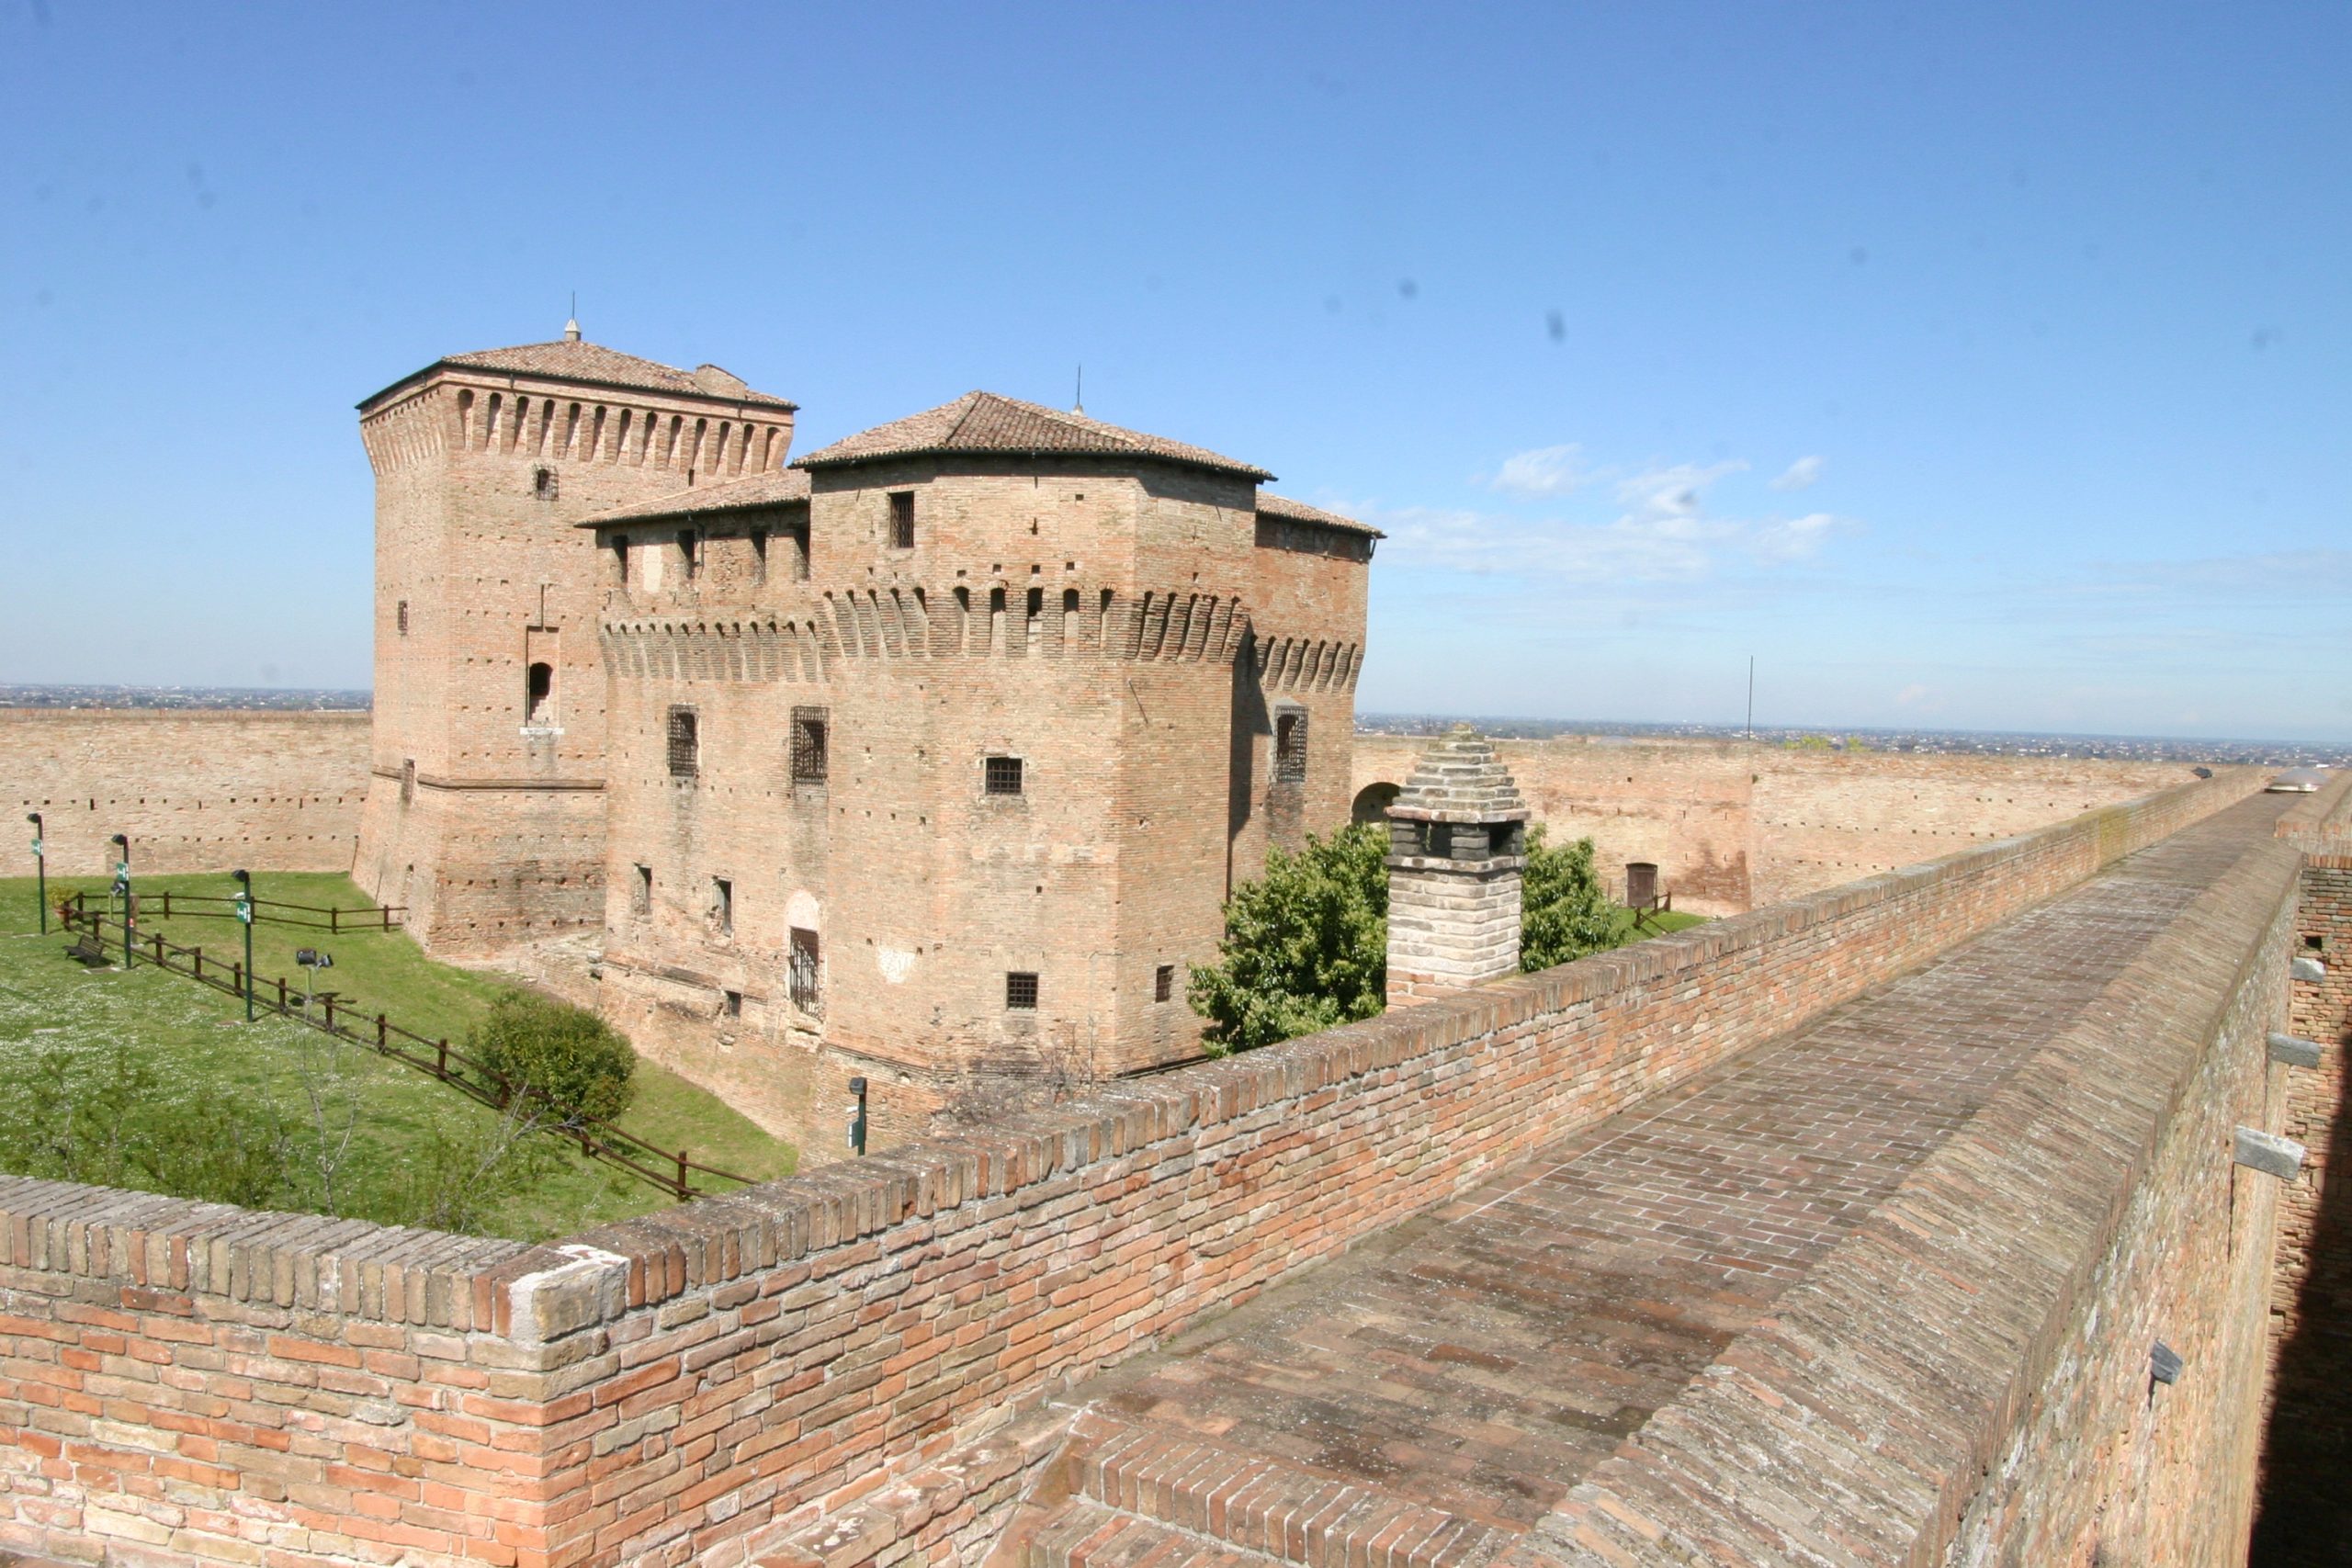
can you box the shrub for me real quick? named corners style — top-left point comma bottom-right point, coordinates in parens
top-left (1188, 822), bottom-right (1389, 1055)
top-left (1519, 826), bottom-right (1618, 972)
top-left (468, 991), bottom-right (637, 1125)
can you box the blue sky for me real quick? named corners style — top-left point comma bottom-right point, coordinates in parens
top-left (2, 2), bottom-right (2346, 739)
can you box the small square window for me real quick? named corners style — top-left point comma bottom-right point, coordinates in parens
top-left (792, 708), bottom-right (829, 784)
top-left (1006, 971), bottom-right (1038, 1010)
top-left (984, 756), bottom-right (1024, 795)
top-left (1155, 964), bottom-right (1174, 1003)
top-left (711, 877), bottom-right (733, 935)
top-left (534, 467), bottom-right (558, 501)
top-left (2309, 934), bottom-right (2326, 952)
top-left (667, 707), bottom-right (699, 778)
top-left (723, 989), bottom-right (742, 1019)
top-left (632, 863), bottom-right (651, 914)
top-left (889, 491), bottom-right (915, 549)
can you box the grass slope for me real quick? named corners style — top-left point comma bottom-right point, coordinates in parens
top-left (0, 871), bottom-right (794, 1241)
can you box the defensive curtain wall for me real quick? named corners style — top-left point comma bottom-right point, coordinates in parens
top-left (6, 762), bottom-right (2346, 1568)
top-left (1353, 733), bottom-right (2194, 915)
top-left (0, 710), bottom-right (368, 879)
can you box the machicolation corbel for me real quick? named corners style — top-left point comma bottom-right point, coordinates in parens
top-left (2233, 1126), bottom-right (2309, 1181)
top-left (2267, 1031), bottom-right (2325, 1069)
top-left (2290, 955), bottom-right (2326, 983)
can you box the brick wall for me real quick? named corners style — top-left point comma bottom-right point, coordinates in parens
top-left (1351, 735), bottom-right (2205, 915)
top-left (2250, 779), bottom-right (2352, 1564)
top-left (0, 771), bottom-right (2263, 1568)
top-left (0, 709), bottom-right (369, 878)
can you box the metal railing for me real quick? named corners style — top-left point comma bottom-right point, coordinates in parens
top-left (56, 904), bottom-right (752, 1203)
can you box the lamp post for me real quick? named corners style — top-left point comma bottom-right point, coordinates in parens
top-left (26, 814), bottom-right (43, 935)
top-left (232, 868), bottom-right (254, 1021)
top-left (109, 833), bottom-right (131, 969)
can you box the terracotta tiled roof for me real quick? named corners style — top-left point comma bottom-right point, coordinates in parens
top-left (366, 339), bottom-right (796, 410)
top-left (1256, 492), bottom-right (1384, 539)
top-left (573, 469), bottom-right (811, 528)
top-left (792, 391), bottom-right (1272, 480)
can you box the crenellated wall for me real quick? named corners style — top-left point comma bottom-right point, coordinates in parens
top-left (0, 709), bottom-right (368, 879)
top-left (1, 769), bottom-right (2290, 1568)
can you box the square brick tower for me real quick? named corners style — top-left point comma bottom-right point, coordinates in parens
top-left (353, 326), bottom-right (797, 953)
top-left (577, 391), bottom-right (1378, 1153)
top-left (1385, 725), bottom-right (1530, 1006)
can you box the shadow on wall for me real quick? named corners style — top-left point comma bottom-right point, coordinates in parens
top-left (2248, 1021), bottom-right (2352, 1564)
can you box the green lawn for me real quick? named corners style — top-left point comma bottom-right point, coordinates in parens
top-left (0, 871), bottom-right (794, 1241)
top-left (1605, 906), bottom-right (1708, 942)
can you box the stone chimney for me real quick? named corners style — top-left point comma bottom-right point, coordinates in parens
top-left (1385, 725), bottom-right (1530, 1008)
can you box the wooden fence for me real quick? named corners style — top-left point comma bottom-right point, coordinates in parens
top-left (55, 905), bottom-right (752, 1203)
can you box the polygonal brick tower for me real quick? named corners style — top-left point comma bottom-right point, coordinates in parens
top-left (352, 323), bottom-right (797, 953)
top-left (1385, 725), bottom-right (1529, 1006)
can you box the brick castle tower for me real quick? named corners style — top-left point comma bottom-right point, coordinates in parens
top-left (353, 325), bottom-right (797, 953)
top-left (575, 391), bottom-right (1376, 1151)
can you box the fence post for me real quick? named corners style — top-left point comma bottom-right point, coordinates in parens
top-left (232, 960), bottom-right (242, 998)
top-left (435, 1039), bottom-right (448, 1078)
top-left (162, 890), bottom-right (171, 919)
top-left (322, 996), bottom-right (335, 1032)
top-left (331, 908), bottom-right (339, 935)
top-left (192, 946), bottom-right (201, 979)
top-left (676, 1148), bottom-right (689, 1200)
top-left (377, 1014), bottom-right (388, 1053)
top-left (277, 976), bottom-right (288, 1012)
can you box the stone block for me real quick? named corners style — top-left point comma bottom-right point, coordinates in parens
top-left (2233, 1125), bottom-right (2308, 1180)
top-left (2267, 1031), bottom-right (2324, 1068)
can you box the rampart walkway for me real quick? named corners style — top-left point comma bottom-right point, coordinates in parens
top-left (1001, 791), bottom-right (2299, 1567)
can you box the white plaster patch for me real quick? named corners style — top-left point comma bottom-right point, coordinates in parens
top-left (876, 945), bottom-right (917, 984)
top-left (786, 888), bottom-right (821, 928)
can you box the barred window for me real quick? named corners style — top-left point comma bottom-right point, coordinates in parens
top-left (791, 708), bottom-right (829, 784)
top-left (1155, 964), bottom-right (1175, 1003)
top-left (984, 755), bottom-right (1023, 795)
top-left (534, 467), bottom-right (558, 501)
top-left (789, 927), bottom-right (821, 1011)
top-left (1005, 971), bottom-right (1039, 1010)
top-left (889, 491), bottom-right (915, 549)
top-left (667, 707), bottom-right (699, 778)
top-left (1273, 709), bottom-right (1307, 784)
top-left (396, 599), bottom-right (410, 634)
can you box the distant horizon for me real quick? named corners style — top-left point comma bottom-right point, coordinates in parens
top-left (3, 681), bottom-right (2342, 758)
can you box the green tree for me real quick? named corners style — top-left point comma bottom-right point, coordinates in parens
top-left (1188, 822), bottom-right (1389, 1055)
top-left (468, 991), bottom-right (637, 1126)
top-left (1519, 826), bottom-right (1617, 972)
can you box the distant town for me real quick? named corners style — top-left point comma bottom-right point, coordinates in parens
top-left (3, 686), bottom-right (2341, 769)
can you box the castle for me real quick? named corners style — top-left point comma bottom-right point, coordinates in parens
top-left (350, 327), bottom-right (1374, 1148)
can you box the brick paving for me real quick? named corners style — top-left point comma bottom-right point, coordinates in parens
top-left (1075, 793), bottom-right (2292, 1540)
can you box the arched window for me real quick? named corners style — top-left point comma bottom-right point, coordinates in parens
top-left (526, 662), bottom-right (555, 726)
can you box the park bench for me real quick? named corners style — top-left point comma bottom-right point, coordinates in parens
top-left (64, 931), bottom-right (112, 967)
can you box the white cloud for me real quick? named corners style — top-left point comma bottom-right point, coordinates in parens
top-left (1369, 456), bottom-right (1853, 584)
top-left (1487, 443), bottom-right (1595, 497)
top-left (1895, 682), bottom-right (1931, 706)
top-left (1770, 456), bottom-right (1826, 491)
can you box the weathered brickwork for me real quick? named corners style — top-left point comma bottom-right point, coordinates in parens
top-left (585, 423), bottom-right (1370, 1156)
top-left (1351, 735), bottom-right (2201, 915)
top-left (0, 709), bottom-right (368, 876)
top-left (0, 773), bottom-right (2263, 1568)
top-left (353, 336), bottom-right (800, 956)
top-left (2249, 778), bottom-right (2352, 1565)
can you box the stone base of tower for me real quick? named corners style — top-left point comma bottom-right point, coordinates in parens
top-left (1385, 854), bottom-right (1526, 1006)
top-left (353, 773), bottom-right (605, 957)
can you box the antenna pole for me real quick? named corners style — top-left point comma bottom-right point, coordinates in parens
top-left (1746, 656), bottom-right (1755, 739)
top-left (1074, 365), bottom-right (1083, 413)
